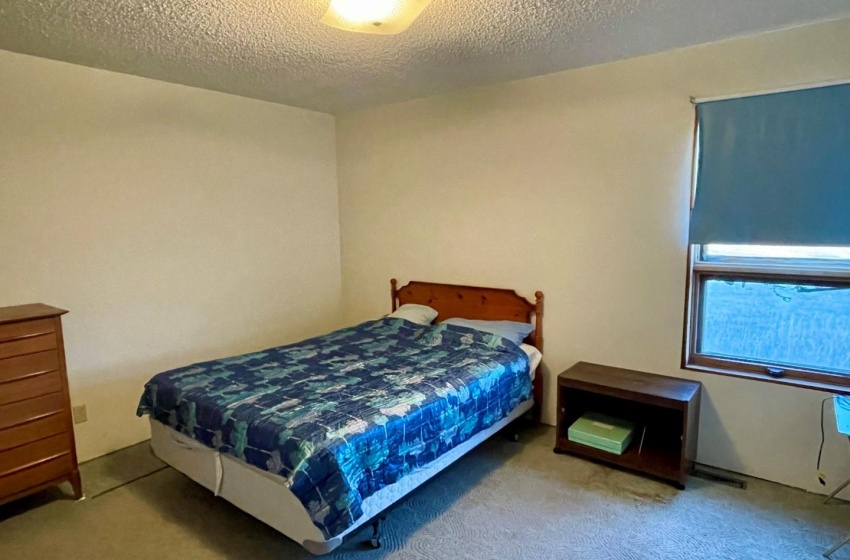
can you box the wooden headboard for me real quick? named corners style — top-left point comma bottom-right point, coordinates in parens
top-left (391, 279), bottom-right (544, 421)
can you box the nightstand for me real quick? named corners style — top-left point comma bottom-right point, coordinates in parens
top-left (553, 362), bottom-right (701, 489)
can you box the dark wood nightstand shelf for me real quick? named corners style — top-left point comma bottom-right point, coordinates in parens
top-left (553, 362), bottom-right (701, 489)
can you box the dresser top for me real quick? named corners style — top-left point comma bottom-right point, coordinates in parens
top-left (558, 361), bottom-right (700, 403)
top-left (0, 304), bottom-right (68, 325)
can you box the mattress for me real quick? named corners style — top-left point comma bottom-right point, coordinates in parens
top-left (137, 318), bottom-right (533, 540)
top-left (150, 396), bottom-right (533, 554)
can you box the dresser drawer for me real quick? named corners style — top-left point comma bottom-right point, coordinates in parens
top-left (0, 454), bottom-right (73, 501)
top-left (0, 333), bottom-right (57, 360)
top-left (0, 393), bottom-right (66, 431)
top-left (0, 351), bottom-right (60, 384)
top-left (0, 432), bottom-right (71, 478)
top-left (0, 318), bottom-right (56, 344)
top-left (0, 370), bottom-right (64, 406)
top-left (0, 413), bottom-right (67, 453)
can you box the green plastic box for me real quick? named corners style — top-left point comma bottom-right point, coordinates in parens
top-left (568, 412), bottom-right (636, 455)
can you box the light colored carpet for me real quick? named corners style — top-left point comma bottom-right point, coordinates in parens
top-left (1, 426), bottom-right (848, 559)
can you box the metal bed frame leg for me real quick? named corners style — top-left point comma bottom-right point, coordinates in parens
top-left (369, 514), bottom-right (387, 549)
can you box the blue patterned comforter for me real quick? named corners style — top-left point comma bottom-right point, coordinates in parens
top-left (137, 318), bottom-right (532, 539)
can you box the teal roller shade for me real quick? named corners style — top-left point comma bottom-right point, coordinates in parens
top-left (689, 83), bottom-right (850, 245)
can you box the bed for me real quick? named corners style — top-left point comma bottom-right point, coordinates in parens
top-left (138, 280), bottom-right (544, 554)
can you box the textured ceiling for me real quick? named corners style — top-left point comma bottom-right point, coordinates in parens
top-left (1, 1), bottom-right (849, 113)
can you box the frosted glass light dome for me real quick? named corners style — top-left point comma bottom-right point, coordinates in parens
top-left (321, 0), bottom-right (433, 35)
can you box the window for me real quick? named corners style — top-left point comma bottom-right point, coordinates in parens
top-left (684, 244), bottom-right (850, 389)
top-left (684, 82), bottom-right (850, 391)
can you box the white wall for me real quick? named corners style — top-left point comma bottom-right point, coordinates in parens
top-left (0, 50), bottom-right (342, 462)
top-left (336, 18), bottom-right (850, 496)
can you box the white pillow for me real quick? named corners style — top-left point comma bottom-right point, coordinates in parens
top-left (388, 304), bottom-right (438, 325)
top-left (519, 343), bottom-right (543, 380)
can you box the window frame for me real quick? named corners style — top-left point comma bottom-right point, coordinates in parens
top-left (682, 245), bottom-right (850, 394)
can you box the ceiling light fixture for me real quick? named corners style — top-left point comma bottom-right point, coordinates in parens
top-left (320, 0), bottom-right (433, 35)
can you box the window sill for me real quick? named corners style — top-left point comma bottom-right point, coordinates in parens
top-left (683, 362), bottom-right (850, 396)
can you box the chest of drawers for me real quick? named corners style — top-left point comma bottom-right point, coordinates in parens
top-left (0, 304), bottom-right (81, 505)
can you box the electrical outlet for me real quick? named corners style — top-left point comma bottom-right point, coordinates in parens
top-left (72, 404), bottom-right (88, 424)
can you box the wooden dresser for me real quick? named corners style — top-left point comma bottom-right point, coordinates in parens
top-left (0, 304), bottom-right (82, 505)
